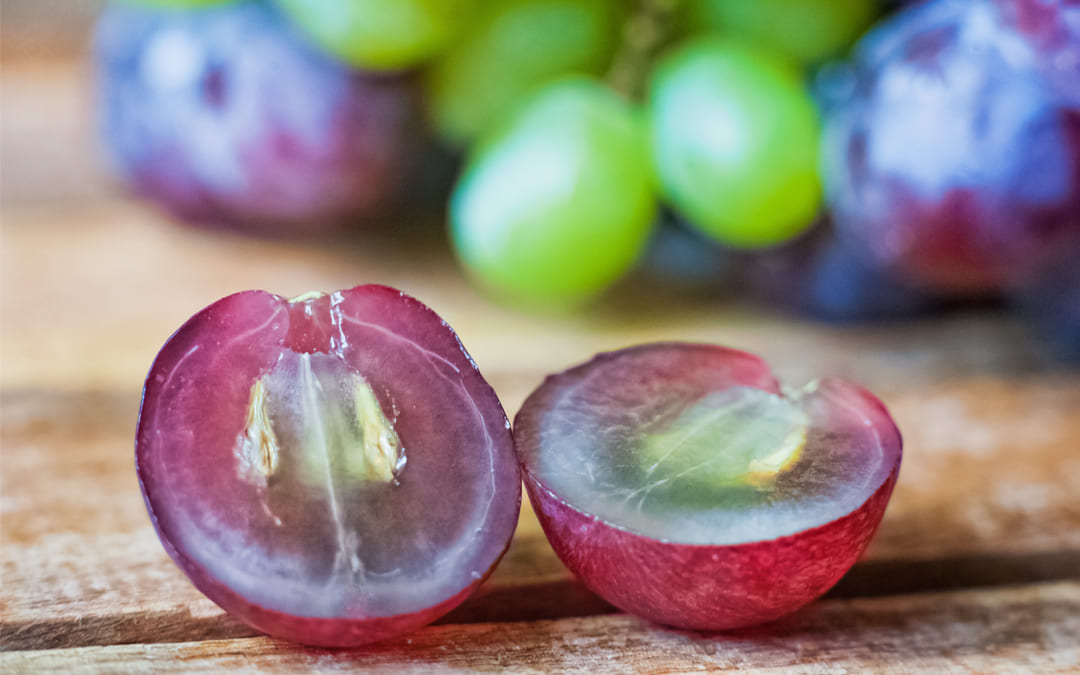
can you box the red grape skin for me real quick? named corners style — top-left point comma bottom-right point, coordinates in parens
top-left (137, 285), bottom-right (520, 646)
top-left (514, 344), bottom-right (902, 631)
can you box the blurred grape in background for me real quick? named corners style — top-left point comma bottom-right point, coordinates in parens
top-left (823, 0), bottom-right (1080, 295)
top-left (96, 0), bottom-right (419, 234)
top-left (90, 0), bottom-right (1079, 359)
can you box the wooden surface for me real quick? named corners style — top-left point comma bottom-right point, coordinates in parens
top-left (3, 54), bottom-right (1080, 674)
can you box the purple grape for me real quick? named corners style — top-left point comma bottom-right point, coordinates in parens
top-left (824, 0), bottom-right (1080, 295)
top-left (989, 0), bottom-right (1080, 105)
top-left (95, 1), bottom-right (419, 234)
top-left (736, 223), bottom-right (939, 322)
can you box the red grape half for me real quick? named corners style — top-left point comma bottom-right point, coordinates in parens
top-left (514, 343), bottom-right (901, 631)
top-left (136, 285), bottom-right (520, 646)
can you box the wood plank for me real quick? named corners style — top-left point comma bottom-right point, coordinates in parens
top-left (1, 201), bottom-right (1059, 394)
top-left (3, 375), bottom-right (1079, 650)
top-left (5, 583), bottom-right (1079, 672)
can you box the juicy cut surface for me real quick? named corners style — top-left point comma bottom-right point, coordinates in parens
top-left (515, 343), bottom-right (900, 545)
top-left (136, 286), bottom-right (520, 622)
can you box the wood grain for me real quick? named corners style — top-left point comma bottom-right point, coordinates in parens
top-left (6, 583), bottom-right (1079, 673)
top-left (3, 374), bottom-right (1079, 651)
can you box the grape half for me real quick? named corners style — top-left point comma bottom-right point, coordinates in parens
top-left (136, 285), bottom-right (520, 646)
top-left (515, 343), bottom-right (901, 630)
top-left (450, 78), bottom-right (656, 307)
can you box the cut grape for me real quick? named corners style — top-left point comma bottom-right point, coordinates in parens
top-left (95, 1), bottom-right (419, 234)
top-left (823, 0), bottom-right (1080, 294)
top-left (136, 285), bottom-right (520, 646)
top-left (649, 38), bottom-right (822, 248)
top-left (426, 0), bottom-right (623, 146)
top-left (450, 78), bottom-right (657, 307)
top-left (515, 343), bottom-right (901, 630)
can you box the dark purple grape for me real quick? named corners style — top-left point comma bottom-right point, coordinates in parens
top-left (989, 0), bottom-right (1080, 105)
top-left (95, 1), bottom-right (419, 234)
top-left (736, 223), bottom-right (939, 322)
top-left (824, 0), bottom-right (1080, 295)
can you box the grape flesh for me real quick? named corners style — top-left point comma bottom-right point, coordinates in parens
top-left (450, 78), bottom-right (656, 307)
top-left (824, 0), bottom-right (1080, 294)
top-left (95, 1), bottom-right (418, 234)
top-left (426, 0), bottom-right (623, 146)
top-left (136, 286), bottom-right (520, 646)
top-left (649, 38), bottom-right (822, 248)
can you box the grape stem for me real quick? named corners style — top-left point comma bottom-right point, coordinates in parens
top-left (607, 0), bottom-right (682, 101)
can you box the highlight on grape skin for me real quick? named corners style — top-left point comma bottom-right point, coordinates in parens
top-left (135, 285), bottom-right (521, 647)
top-left (514, 343), bottom-right (902, 631)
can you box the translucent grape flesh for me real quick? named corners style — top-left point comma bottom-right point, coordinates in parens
top-left (516, 343), bottom-right (899, 546)
top-left (136, 286), bottom-right (520, 645)
top-left (514, 342), bottom-right (902, 630)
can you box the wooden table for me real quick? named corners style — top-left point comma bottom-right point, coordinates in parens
top-left (2, 55), bottom-right (1079, 673)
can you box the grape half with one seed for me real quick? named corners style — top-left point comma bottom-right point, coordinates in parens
top-left (514, 343), bottom-right (902, 630)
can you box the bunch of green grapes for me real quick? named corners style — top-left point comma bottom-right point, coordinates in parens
top-left (119, 0), bottom-right (880, 306)
top-left (441, 0), bottom-right (878, 306)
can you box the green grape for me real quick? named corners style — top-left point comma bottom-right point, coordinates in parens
top-left (115, 0), bottom-right (234, 8)
top-left (649, 38), bottom-right (821, 248)
top-left (426, 0), bottom-right (623, 146)
top-left (688, 0), bottom-right (878, 64)
top-left (272, 0), bottom-right (476, 70)
top-left (451, 79), bottom-right (656, 307)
